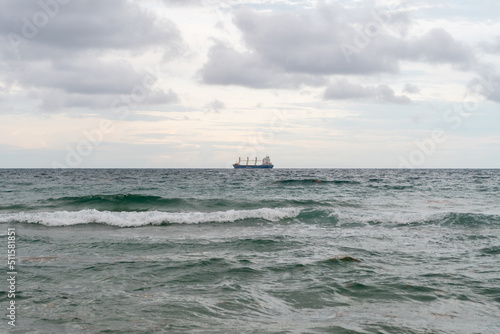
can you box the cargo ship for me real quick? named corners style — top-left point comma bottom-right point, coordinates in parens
top-left (233, 156), bottom-right (274, 169)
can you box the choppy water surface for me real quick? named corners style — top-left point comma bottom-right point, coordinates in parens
top-left (1, 169), bottom-right (499, 333)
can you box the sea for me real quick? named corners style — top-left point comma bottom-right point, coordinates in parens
top-left (0, 168), bottom-right (499, 333)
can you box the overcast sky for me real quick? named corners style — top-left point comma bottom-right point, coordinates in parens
top-left (1, 0), bottom-right (500, 168)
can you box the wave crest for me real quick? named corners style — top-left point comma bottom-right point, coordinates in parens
top-left (0, 207), bottom-right (302, 227)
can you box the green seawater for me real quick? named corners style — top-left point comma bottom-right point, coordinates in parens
top-left (1, 169), bottom-right (499, 333)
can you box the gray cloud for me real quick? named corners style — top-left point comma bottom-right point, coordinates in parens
top-left (0, 0), bottom-right (183, 113)
top-left (21, 60), bottom-right (152, 95)
top-left (324, 79), bottom-right (411, 104)
top-left (4, 58), bottom-right (179, 112)
top-left (206, 99), bottom-right (225, 113)
top-left (232, 6), bottom-right (405, 75)
top-left (200, 4), bottom-right (477, 93)
top-left (403, 83), bottom-right (420, 94)
top-left (479, 36), bottom-right (500, 54)
top-left (36, 88), bottom-right (179, 111)
top-left (199, 41), bottom-right (326, 89)
top-left (404, 28), bottom-right (476, 68)
top-left (468, 72), bottom-right (500, 103)
top-left (0, 0), bottom-right (183, 59)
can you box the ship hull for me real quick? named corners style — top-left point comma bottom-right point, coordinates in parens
top-left (233, 164), bottom-right (274, 169)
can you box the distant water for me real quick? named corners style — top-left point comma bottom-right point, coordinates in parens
top-left (1, 169), bottom-right (499, 333)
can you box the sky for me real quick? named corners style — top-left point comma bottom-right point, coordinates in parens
top-left (1, 0), bottom-right (500, 168)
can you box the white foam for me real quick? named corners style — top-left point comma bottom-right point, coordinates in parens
top-left (0, 207), bottom-right (302, 227)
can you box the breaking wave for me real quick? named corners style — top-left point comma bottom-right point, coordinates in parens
top-left (2, 207), bottom-right (498, 228)
top-left (0, 207), bottom-right (302, 227)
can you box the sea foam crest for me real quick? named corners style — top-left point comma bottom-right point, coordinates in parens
top-left (0, 207), bottom-right (302, 227)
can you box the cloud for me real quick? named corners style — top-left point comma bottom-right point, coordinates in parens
top-left (233, 6), bottom-right (406, 75)
top-left (200, 4), bottom-right (477, 90)
top-left (199, 41), bottom-right (325, 89)
top-left (403, 83), bottom-right (420, 94)
top-left (404, 28), bottom-right (476, 69)
top-left (0, 0), bottom-right (183, 59)
top-left (20, 60), bottom-right (153, 95)
top-left (160, 0), bottom-right (202, 6)
top-left (468, 72), bottom-right (500, 103)
top-left (324, 79), bottom-right (411, 104)
top-left (479, 36), bottom-right (500, 54)
top-left (4, 58), bottom-right (179, 111)
top-left (35, 87), bottom-right (179, 111)
top-left (0, 0), bottom-right (183, 113)
top-left (206, 99), bottom-right (225, 113)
